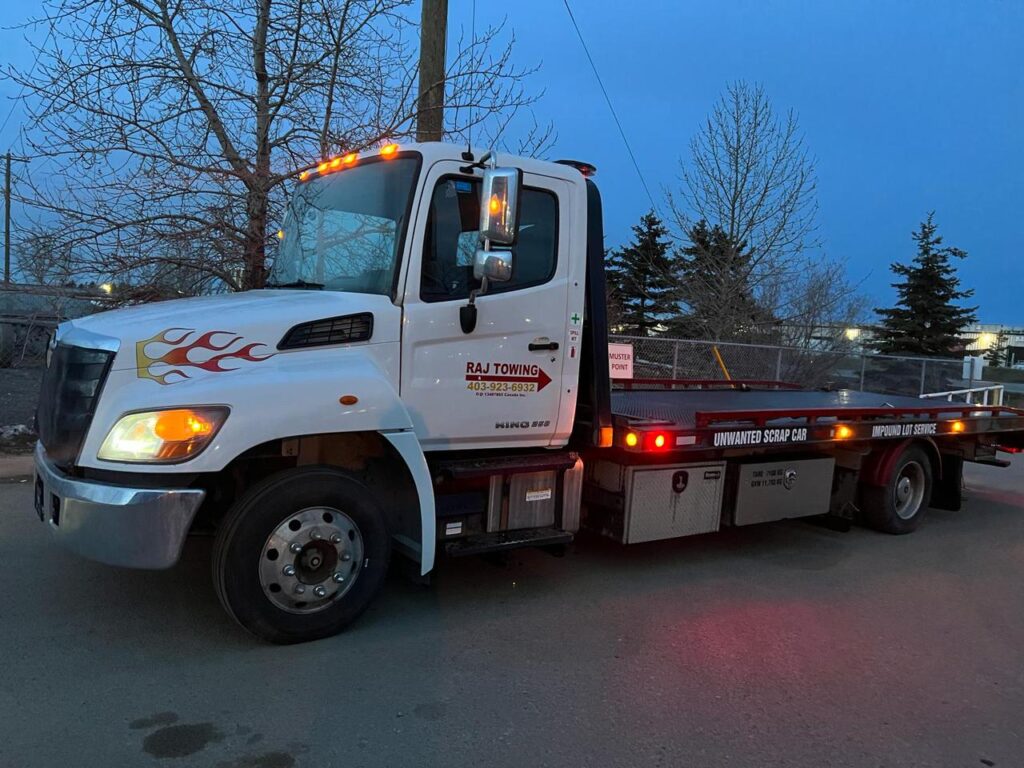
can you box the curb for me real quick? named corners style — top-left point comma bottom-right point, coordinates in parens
top-left (0, 454), bottom-right (34, 480)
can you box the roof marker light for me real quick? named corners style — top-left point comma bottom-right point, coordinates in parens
top-left (317, 161), bottom-right (329, 174)
top-left (330, 156), bottom-right (342, 169)
top-left (343, 152), bottom-right (358, 165)
top-left (380, 143), bottom-right (399, 158)
top-left (299, 170), bottom-right (310, 181)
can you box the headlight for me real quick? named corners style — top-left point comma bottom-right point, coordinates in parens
top-left (98, 407), bottom-right (229, 463)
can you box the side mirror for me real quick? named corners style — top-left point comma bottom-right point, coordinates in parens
top-left (472, 249), bottom-right (513, 283)
top-left (479, 167), bottom-right (522, 245)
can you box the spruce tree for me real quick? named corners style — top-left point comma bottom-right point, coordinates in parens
top-left (605, 212), bottom-right (679, 336)
top-left (674, 219), bottom-right (771, 341)
top-left (874, 213), bottom-right (976, 356)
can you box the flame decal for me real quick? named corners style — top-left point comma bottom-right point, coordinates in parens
top-left (136, 327), bottom-right (274, 385)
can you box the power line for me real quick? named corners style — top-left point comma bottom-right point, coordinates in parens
top-left (561, 0), bottom-right (656, 210)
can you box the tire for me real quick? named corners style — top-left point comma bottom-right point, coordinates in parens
top-left (213, 466), bottom-right (391, 644)
top-left (861, 445), bottom-right (934, 534)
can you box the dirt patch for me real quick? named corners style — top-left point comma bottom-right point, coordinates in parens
top-left (0, 368), bottom-right (41, 454)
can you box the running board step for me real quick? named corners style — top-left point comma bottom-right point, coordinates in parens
top-left (444, 528), bottom-right (574, 557)
top-left (434, 452), bottom-right (577, 480)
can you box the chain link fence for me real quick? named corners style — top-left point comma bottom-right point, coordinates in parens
top-left (1, 288), bottom-right (104, 449)
top-left (609, 335), bottom-right (966, 398)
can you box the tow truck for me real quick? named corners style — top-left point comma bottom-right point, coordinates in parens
top-left (32, 142), bottom-right (1024, 643)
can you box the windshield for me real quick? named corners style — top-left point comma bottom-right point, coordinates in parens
top-left (269, 156), bottom-right (419, 294)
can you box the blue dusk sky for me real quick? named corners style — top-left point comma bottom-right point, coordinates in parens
top-left (1, 1), bottom-right (1020, 322)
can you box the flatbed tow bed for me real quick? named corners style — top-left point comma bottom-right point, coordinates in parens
top-left (607, 381), bottom-right (1024, 456)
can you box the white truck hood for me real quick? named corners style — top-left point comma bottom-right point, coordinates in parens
top-left (59, 289), bottom-right (397, 382)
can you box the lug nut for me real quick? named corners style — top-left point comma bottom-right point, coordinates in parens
top-left (341, 553), bottom-right (352, 562)
top-left (332, 572), bottom-right (345, 583)
top-left (309, 528), bottom-right (322, 541)
top-left (289, 542), bottom-right (303, 554)
top-left (313, 585), bottom-right (327, 597)
top-left (330, 533), bottom-right (342, 544)
top-left (282, 565), bottom-right (296, 577)
top-left (293, 585), bottom-right (306, 595)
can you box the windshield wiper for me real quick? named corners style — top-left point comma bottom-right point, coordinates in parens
top-left (265, 279), bottom-right (325, 290)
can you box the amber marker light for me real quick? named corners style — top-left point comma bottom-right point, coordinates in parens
top-left (299, 170), bottom-right (310, 181)
top-left (489, 194), bottom-right (502, 214)
top-left (342, 152), bottom-right (358, 165)
top-left (950, 420), bottom-right (966, 433)
top-left (625, 432), bottom-right (639, 448)
top-left (276, 229), bottom-right (284, 240)
top-left (380, 143), bottom-right (399, 158)
top-left (835, 425), bottom-right (854, 440)
top-left (598, 426), bottom-right (614, 448)
top-left (339, 395), bottom-right (359, 406)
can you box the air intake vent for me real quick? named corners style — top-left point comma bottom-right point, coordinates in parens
top-left (278, 313), bottom-right (373, 350)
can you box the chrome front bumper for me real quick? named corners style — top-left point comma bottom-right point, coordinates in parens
top-left (33, 443), bottom-right (206, 569)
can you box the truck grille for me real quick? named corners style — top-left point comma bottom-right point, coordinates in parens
top-left (36, 343), bottom-right (115, 468)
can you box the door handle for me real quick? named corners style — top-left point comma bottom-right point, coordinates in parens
top-left (529, 338), bottom-right (559, 352)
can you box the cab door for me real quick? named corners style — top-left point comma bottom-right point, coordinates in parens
top-left (399, 161), bottom-right (572, 451)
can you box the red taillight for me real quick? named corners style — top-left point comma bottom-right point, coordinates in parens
top-left (997, 445), bottom-right (1023, 454)
top-left (644, 432), bottom-right (670, 451)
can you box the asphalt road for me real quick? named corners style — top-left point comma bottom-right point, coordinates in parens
top-left (2, 463), bottom-right (1024, 768)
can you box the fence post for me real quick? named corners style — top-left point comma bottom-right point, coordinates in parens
top-left (859, 355), bottom-right (866, 391)
top-left (672, 341), bottom-right (679, 380)
top-left (919, 360), bottom-right (927, 396)
top-left (775, 348), bottom-right (783, 381)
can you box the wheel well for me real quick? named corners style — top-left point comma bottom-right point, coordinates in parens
top-left (860, 438), bottom-right (943, 488)
top-left (192, 432), bottom-right (422, 551)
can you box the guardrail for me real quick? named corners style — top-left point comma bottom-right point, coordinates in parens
top-left (920, 385), bottom-right (1005, 406)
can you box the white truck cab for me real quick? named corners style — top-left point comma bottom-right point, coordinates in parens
top-left (33, 142), bottom-right (607, 643)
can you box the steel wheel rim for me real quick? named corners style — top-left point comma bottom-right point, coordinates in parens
top-left (259, 506), bottom-right (364, 614)
top-left (893, 461), bottom-right (926, 520)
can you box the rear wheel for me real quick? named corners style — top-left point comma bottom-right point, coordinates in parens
top-left (861, 445), bottom-right (933, 534)
top-left (213, 466), bottom-right (391, 644)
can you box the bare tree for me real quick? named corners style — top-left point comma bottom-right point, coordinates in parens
top-left (8, 1), bottom-right (545, 291)
top-left (670, 81), bottom-right (859, 342)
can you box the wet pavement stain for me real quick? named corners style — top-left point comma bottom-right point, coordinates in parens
top-left (129, 712), bottom-right (180, 730)
top-left (216, 752), bottom-right (295, 768)
top-left (142, 722), bottom-right (224, 759)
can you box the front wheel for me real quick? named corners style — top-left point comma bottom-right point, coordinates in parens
top-left (213, 466), bottom-right (391, 644)
top-left (861, 445), bottom-right (933, 534)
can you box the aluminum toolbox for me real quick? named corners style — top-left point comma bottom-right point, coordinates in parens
top-left (588, 460), bottom-right (726, 544)
top-left (729, 457), bottom-right (835, 526)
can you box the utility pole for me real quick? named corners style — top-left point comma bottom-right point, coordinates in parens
top-left (416, 0), bottom-right (448, 143)
top-left (4, 152), bottom-right (10, 285)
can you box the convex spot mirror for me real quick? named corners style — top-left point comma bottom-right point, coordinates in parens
top-left (473, 249), bottom-right (513, 283)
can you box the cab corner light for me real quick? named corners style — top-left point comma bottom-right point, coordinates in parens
top-left (950, 420), bottom-right (966, 433)
top-left (834, 424), bottom-right (854, 440)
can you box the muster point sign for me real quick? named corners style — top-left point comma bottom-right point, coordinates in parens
top-left (608, 343), bottom-right (633, 380)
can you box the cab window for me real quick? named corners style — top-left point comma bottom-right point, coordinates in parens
top-left (420, 177), bottom-right (558, 302)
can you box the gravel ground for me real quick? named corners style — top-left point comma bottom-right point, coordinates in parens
top-left (0, 367), bottom-right (42, 452)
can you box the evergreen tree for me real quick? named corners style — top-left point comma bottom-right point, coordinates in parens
top-left (674, 219), bottom-right (773, 341)
top-left (874, 213), bottom-right (976, 356)
top-left (984, 331), bottom-right (1009, 368)
top-left (605, 212), bottom-right (679, 336)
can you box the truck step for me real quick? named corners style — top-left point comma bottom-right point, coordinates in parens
top-left (434, 452), bottom-right (577, 480)
top-left (444, 528), bottom-right (574, 557)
